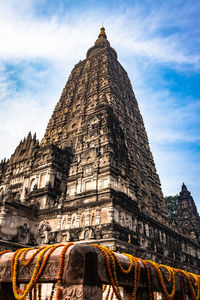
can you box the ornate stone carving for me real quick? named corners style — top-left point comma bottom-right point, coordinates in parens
top-left (62, 285), bottom-right (102, 300)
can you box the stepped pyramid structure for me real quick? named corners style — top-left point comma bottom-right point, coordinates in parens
top-left (0, 27), bottom-right (200, 271)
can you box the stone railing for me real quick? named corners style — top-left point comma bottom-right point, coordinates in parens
top-left (0, 243), bottom-right (198, 299)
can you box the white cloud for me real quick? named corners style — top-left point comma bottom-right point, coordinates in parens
top-left (0, 2), bottom-right (199, 67)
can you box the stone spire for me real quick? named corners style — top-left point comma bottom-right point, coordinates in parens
top-left (177, 183), bottom-right (200, 243)
top-left (86, 26), bottom-right (116, 59)
top-left (181, 182), bottom-right (188, 192)
top-left (42, 27), bottom-right (167, 224)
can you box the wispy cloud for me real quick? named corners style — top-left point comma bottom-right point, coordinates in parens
top-left (0, 1), bottom-right (199, 67)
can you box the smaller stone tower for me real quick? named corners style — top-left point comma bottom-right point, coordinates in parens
top-left (177, 183), bottom-right (200, 242)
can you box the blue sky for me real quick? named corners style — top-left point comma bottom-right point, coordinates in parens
top-left (0, 0), bottom-right (200, 208)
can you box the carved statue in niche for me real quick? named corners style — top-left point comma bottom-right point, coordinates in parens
top-left (55, 190), bottom-right (65, 208)
top-left (71, 215), bottom-right (77, 228)
top-left (61, 231), bottom-right (70, 242)
top-left (91, 213), bottom-right (95, 226)
top-left (56, 215), bottom-right (62, 230)
top-left (0, 188), bottom-right (4, 201)
top-left (15, 193), bottom-right (20, 201)
top-left (145, 224), bottom-right (149, 237)
top-left (81, 215), bottom-right (85, 227)
top-left (45, 197), bottom-right (55, 209)
top-left (48, 231), bottom-right (56, 244)
top-left (84, 229), bottom-right (90, 240)
top-left (10, 214), bottom-right (17, 229)
top-left (37, 220), bottom-right (51, 245)
top-left (4, 187), bottom-right (12, 202)
top-left (61, 216), bottom-right (66, 230)
top-left (15, 223), bottom-right (30, 244)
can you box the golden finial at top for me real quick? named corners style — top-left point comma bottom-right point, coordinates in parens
top-left (98, 26), bottom-right (107, 38)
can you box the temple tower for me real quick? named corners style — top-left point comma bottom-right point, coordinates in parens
top-left (177, 183), bottom-right (200, 242)
top-left (41, 27), bottom-right (167, 224)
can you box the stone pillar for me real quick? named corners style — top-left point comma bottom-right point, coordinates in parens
top-left (85, 210), bottom-right (90, 226)
top-left (66, 214), bottom-right (72, 229)
top-left (108, 206), bottom-right (114, 223)
top-left (57, 215), bottom-right (62, 230)
top-left (0, 283), bottom-right (15, 300)
top-left (96, 207), bottom-right (100, 225)
top-left (76, 211), bottom-right (81, 228)
top-left (62, 245), bottom-right (103, 300)
top-left (0, 208), bottom-right (6, 226)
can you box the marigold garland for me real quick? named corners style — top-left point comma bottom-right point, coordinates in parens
top-left (4, 242), bottom-right (200, 300)
top-left (177, 269), bottom-right (200, 300)
top-left (0, 250), bottom-right (11, 256)
top-left (21, 246), bottom-right (46, 266)
top-left (55, 242), bottom-right (74, 300)
top-left (146, 260), bottom-right (176, 300)
top-left (139, 259), bottom-right (153, 300)
top-left (160, 265), bottom-right (172, 282)
top-left (11, 245), bottom-right (56, 299)
top-left (102, 284), bottom-right (107, 293)
top-left (103, 246), bottom-right (122, 299)
top-left (91, 244), bottom-right (122, 300)
top-left (175, 270), bottom-right (187, 300)
top-left (123, 254), bottom-right (141, 300)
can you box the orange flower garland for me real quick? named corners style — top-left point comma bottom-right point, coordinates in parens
top-left (55, 242), bottom-right (74, 300)
top-left (160, 265), bottom-right (172, 282)
top-left (175, 270), bottom-right (187, 300)
top-left (122, 254), bottom-right (141, 300)
top-left (21, 246), bottom-right (46, 266)
top-left (114, 252), bottom-right (133, 274)
top-left (102, 284), bottom-right (107, 293)
top-left (11, 245), bottom-right (56, 299)
top-left (91, 244), bottom-right (122, 300)
top-left (102, 246), bottom-right (122, 298)
top-left (0, 250), bottom-right (11, 256)
top-left (139, 259), bottom-right (153, 300)
top-left (177, 269), bottom-right (200, 300)
top-left (146, 260), bottom-right (176, 300)
top-left (4, 242), bottom-right (200, 300)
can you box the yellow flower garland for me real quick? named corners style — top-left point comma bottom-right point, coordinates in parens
top-left (177, 269), bottom-right (200, 300)
top-left (6, 242), bottom-right (200, 300)
top-left (146, 260), bottom-right (176, 300)
top-left (12, 245), bottom-right (55, 299)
